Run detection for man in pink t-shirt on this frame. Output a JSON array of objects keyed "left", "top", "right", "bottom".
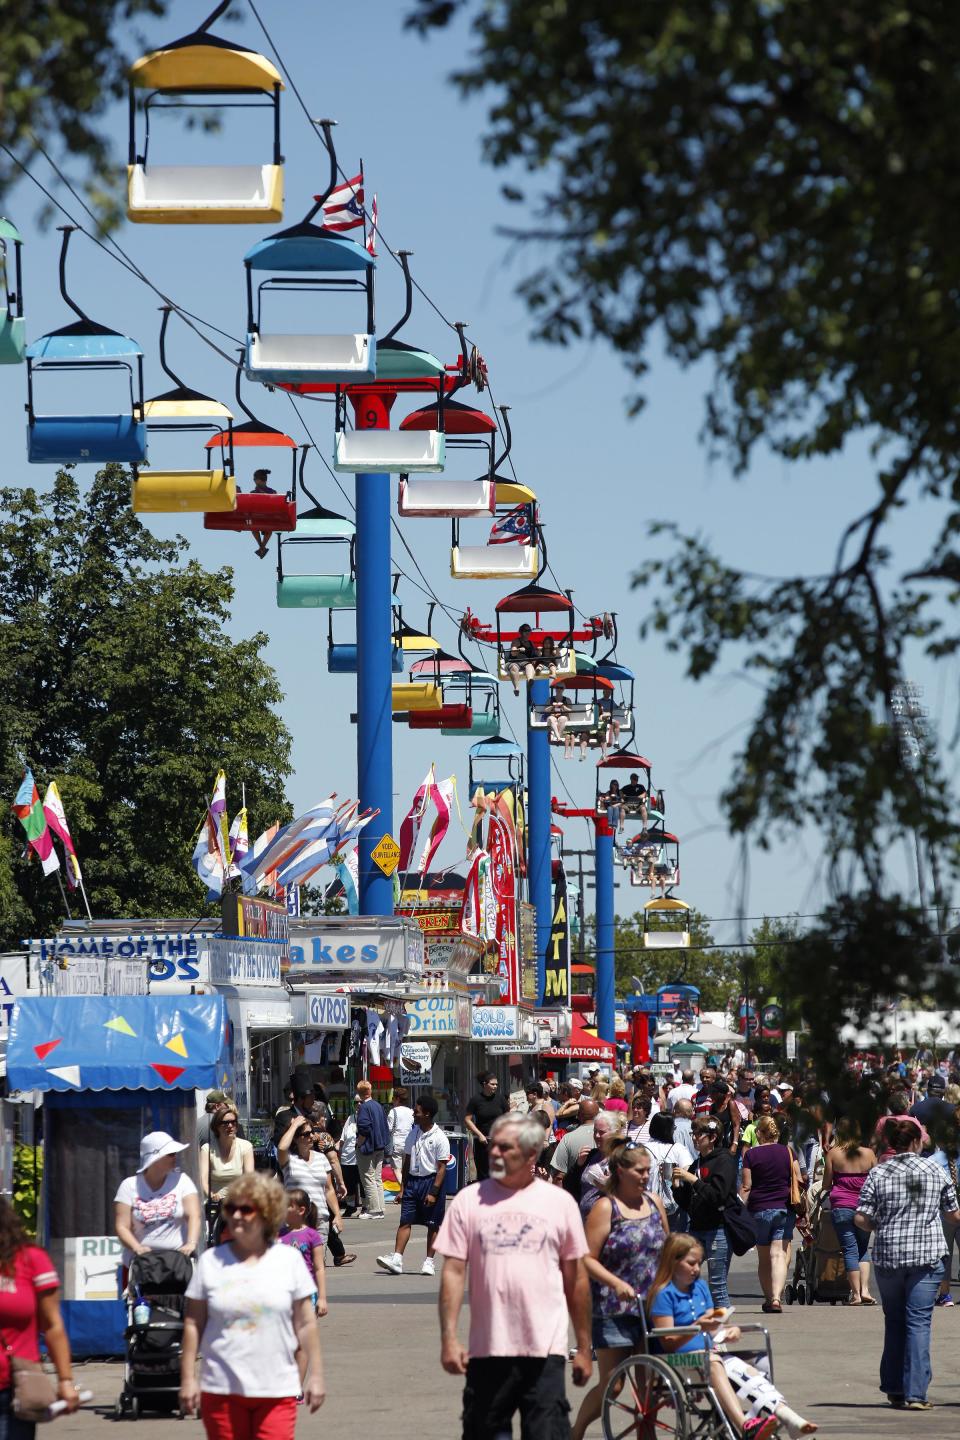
[{"left": 435, "top": 1112, "right": 591, "bottom": 1439}]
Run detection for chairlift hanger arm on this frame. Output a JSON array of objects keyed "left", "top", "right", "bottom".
[
  {"left": 383, "top": 251, "right": 413, "bottom": 344},
  {"left": 304, "top": 119, "right": 338, "bottom": 222},
  {"left": 157, "top": 306, "right": 188, "bottom": 392},
  {"left": 197, "top": 0, "right": 232, "bottom": 33},
  {"left": 56, "top": 227, "right": 90, "bottom": 325}
]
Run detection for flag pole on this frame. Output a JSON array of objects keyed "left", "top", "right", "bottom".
[
  {"left": 54, "top": 868, "right": 73, "bottom": 921},
  {"left": 76, "top": 871, "right": 93, "bottom": 921}
]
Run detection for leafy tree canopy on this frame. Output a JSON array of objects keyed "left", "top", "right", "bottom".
[
  {"left": 410, "top": 2, "right": 960, "bottom": 1092},
  {"left": 404, "top": 0, "right": 960, "bottom": 849},
  {"left": 0, "top": 464, "right": 292, "bottom": 945},
  {"left": 0, "top": 2, "right": 173, "bottom": 221}
]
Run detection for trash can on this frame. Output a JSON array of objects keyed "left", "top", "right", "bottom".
[{"left": 443, "top": 1131, "right": 469, "bottom": 1196}]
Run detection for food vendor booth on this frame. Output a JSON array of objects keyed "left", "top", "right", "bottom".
[{"left": 7, "top": 993, "right": 231, "bottom": 1355}]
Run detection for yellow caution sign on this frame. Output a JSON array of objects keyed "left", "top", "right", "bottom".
[{"left": 371, "top": 833, "right": 401, "bottom": 877}]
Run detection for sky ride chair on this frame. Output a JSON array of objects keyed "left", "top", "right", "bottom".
[
  {"left": 625, "top": 832, "right": 681, "bottom": 895},
  {"left": 332, "top": 252, "right": 448, "bottom": 474},
  {"left": 529, "top": 672, "right": 615, "bottom": 753},
  {"left": 0, "top": 218, "right": 25, "bottom": 364},
  {"left": 643, "top": 896, "right": 692, "bottom": 949},
  {"left": 460, "top": 584, "right": 607, "bottom": 685},
  {"left": 600, "top": 1305, "right": 776, "bottom": 1440},
  {"left": 275, "top": 448, "right": 356, "bottom": 609},
  {"left": 596, "top": 750, "right": 665, "bottom": 825},
  {"left": 244, "top": 121, "right": 374, "bottom": 386},
  {"left": 327, "top": 611, "right": 404, "bottom": 675},
  {"left": 591, "top": 659, "right": 636, "bottom": 747},
  {"left": 131, "top": 307, "right": 234, "bottom": 514},
  {"left": 26, "top": 227, "right": 145, "bottom": 465},
  {"left": 468, "top": 736, "right": 525, "bottom": 800},
  {"left": 127, "top": 0, "right": 284, "bottom": 224},
  {"left": 402, "top": 653, "right": 501, "bottom": 735},
  {"left": 445, "top": 410, "right": 541, "bottom": 576},
  {"left": 397, "top": 367, "right": 500, "bottom": 517},
  {"left": 203, "top": 360, "right": 297, "bottom": 542}
]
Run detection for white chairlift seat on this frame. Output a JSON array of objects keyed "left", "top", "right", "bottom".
[
  {"left": 643, "top": 928, "right": 691, "bottom": 949},
  {"left": 334, "top": 429, "right": 445, "bottom": 475},
  {"left": 496, "top": 646, "right": 576, "bottom": 683},
  {"left": 399, "top": 478, "right": 494, "bottom": 517},
  {"left": 245, "top": 332, "right": 374, "bottom": 386},
  {"left": 451, "top": 543, "right": 539, "bottom": 580},
  {"left": 530, "top": 701, "right": 597, "bottom": 731},
  {"left": 128, "top": 164, "right": 283, "bottom": 224}
]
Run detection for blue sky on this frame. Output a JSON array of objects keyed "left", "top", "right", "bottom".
[{"left": 5, "top": 0, "right": 952, "bottom": 945}]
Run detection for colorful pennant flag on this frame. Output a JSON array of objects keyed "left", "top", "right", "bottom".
[
  {"left": 417, "top": 775, "right": 456, "bottom": 874},
  {"left": 398, "top": 768, "right": 434, "bottom": 874},
  {"left": 332, "top": 848, "right": 360, "bottom": 914},
  {"left": 191, "top": 771, "right": 229, "bottom": 900},
  {"left": 42, "top": 781, "right": 82, "bottom": 889},
  {"left": 12, "top": 770, "right": 60, "bottom": 876},
  {"left": 228, "top": 807, "right": 249, "bottom": 880},
  {"left": 241, "top": 797, "right": 338, "bottom": 893}
]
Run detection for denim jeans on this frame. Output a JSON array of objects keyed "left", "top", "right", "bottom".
[
  {"left": 0, "top": 1388, "right": 36, "bottom": 1440},
  {"left": 874, "top": 1261, "right": 944, "bottom": 1402},
  {"left": 691, "top": 1225, "right": 732, "bottom": 1308},
  {"left": 832, "top": 1206, "right": 870, "bottom": 1272}
]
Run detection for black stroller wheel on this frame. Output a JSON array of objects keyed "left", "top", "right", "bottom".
[
  {"left": 783, "top": 1283, "right": 795, "bottom": 1306},
  {"left": 796, "top": 1283, "right": 806, "bottom": 1305}
]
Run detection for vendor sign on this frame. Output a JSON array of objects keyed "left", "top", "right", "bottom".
[
  {"left": 64, "top": 1236, "right": 122, "bottom": 1301},
  {"left": 27, "top": 933, "right": 213, "bottom": 990},
  {"left": 208, "top": 938, "right": 283, "bottom": 987},
  {"left": 288, "top": 918, "right": 424, "bottom": 978},
  {"left": 291, "top": 993, "right": 351, "bottom": 1030},
  {"left": 398, "top": 1041, "right": 433, "bottom": 1087},
  {"left": 471, "top": 1005, "right": 520, "bottom": 1042},
  {"left": 404, "top": 994, "right": 471, "bottom": 1038}
]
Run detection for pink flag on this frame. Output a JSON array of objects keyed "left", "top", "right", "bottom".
[
  {"left": 42, "top": 781, "right": 82, "bottom": 888},
  {"left": 398, "top": 768, "right": 434, "bottom": 874},
  {"left": 417, "top": 776, "right": 455, "bottom": 874}
]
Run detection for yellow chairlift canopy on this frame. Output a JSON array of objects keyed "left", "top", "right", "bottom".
[
  {"left": 494, "top": 481, "right": 537, "bottom": 506},
  {"left": 130, "top": 45, "right": 284, "bottom": 94},
  {"left": 145, "top": 396, "right": 233, "bottom": 420},
  {"left": 645, "top": 897, "right": 690, "bottom": 914}
]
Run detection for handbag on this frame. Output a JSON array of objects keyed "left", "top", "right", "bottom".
[
  {"left": 789, "top": 1157, "right": 804, "bottom": 1215},
  {"left": 722, "top": 1195, "right": 759, "bottom": 1256},
  {"left": 4, "top": 1346, "right": 57, "bottom": 1423}
]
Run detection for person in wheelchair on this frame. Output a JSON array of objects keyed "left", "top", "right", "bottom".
[{"left": 648, "top": 1234, "right": 818, "bottom": 1439}]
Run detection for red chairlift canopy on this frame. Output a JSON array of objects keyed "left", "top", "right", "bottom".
[
  {"left": 551, "top": 674, "right": 614, "bottom": 692},
  {"left": 496, "top": 585, "right": 571, "bottom": 614},
  {"left": 597, "top": 751, "right": 653, "bottom": 771},
  {"left": 401, "top": 398, "right": 497, "bottom": 434},
  {"left": 207, "top": 423, "right": 297, "bottom": 449}
]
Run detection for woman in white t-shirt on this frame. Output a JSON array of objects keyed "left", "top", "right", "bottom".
[
  {"left": 180, "top": 1173, "right": 324, "bottom": 1437},
  {"left": 114, "top": 1131, "right": 201, "bottom": 1269}
]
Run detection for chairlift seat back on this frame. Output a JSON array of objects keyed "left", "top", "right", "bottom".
[
  {"left": 399, "top": 478, "right": 494, "bottom": 517},
  {"left": 132, "top": 470, "right": 236, "bottom": 513},
  {"left": 408, "top": 704, "right": 473, "bottom": 730},
  {"left": 203, "top": 494, "right": 297, "bottom": 533},
  {"left": 329, "top": 643, "right": 404, "bottom": 675},
  {"left": 334, "top": 430, "right": 445, "bottom": 475},
  {"left": 245, "top": 332, "right": 375, "bottom": 385},
  {"left": 497, "top": 649, "right": 575, "bottom": 682},
  {"left": 0, "top": 314, "right": 25, "bottom": 365},
  {"left": 451, "top": 544, "right": 539, "bottom": 580},
  {"left": 128, "top": 165, "right": 283, "bottom": 224},
  {"left": 448, "top": 710, "right": 500, "bottom": 739},
  {"left": 391, "top": 682, "right": 443, "bottom": 713},
  {"left": 276, "top": 575, "right": 357, "bottom": 609},
  {"left": 290, "top": 515, "right": 355, "bottom": 542},
  {"left": 643, "top": 930, "right": 691, "bottom": 949},
  {"left": 28, "top": 414, "right": 147, "bottom": 465}
]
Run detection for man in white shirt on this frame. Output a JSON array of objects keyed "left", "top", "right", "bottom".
[
  {"left": 377, "top": 1094, "right": 451, "bottom": 1277},
  {"left": 666, "top": 1069, "right": 697, "bottom": 1110}
]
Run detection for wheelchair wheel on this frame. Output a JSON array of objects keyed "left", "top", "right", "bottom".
[{"left": 602, "top": 1354, "right": 687, "bottom": 1440}]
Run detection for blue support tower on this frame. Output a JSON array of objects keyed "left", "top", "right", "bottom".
[
  {"left": 352, "top": 390, "right": 396, "bottom": 916},
  {"left": 595, "top": 823, "right": 616, "bottom": 1043},
  {"left": 527, "top": 675, "right": 552, "bottom": 1004}
]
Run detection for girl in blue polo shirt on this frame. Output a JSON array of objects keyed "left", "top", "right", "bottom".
[{"left": 648, "top": 1235, "right": 817, "bottom": 1438}]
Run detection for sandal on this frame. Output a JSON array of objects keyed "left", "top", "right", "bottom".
[
  {"left": 761, "top": 1301, "right": 782, "bottom": 1313},
  {"left": 860, "top": 1295, "right": 877, "bottom": 1306},
  {"left": 334, "top": 1253, "right": 358, "bottom": 1267}
]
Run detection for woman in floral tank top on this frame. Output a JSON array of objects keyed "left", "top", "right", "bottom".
[{"left": 570, "top": 1138, "right": 669, "bottom": 1440}]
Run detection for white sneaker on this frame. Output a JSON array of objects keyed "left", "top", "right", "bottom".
[
  {"left": 420, "top": 1257, "right": 436, "bottom": 1276},
  {"left": 356, "top": 1211, "right": 377, "bottom": 1219},
  {"left": 376, "top": 1253, "right": 403, "bottom": 1275}
]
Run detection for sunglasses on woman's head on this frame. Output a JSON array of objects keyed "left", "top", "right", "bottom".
[{"left": 223, "top": 1203, "right": 256, "bottom": 1218}]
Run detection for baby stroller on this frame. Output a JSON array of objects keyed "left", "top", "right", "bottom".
[
  {"left": 115, "top": 1250, "right": 193, "bottom": 1419},
  {"left": 784, "top": 1194, "right": 847, "bottom": 1306}
]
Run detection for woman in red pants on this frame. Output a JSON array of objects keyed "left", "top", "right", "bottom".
[{"left": 180, "top": 1174, "right": 324, "bottom": 1440}]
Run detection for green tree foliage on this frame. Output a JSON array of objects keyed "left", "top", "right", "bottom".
[
  {"left": 0, "top": 465, "right": 292, "bottom": 945},
  {"left": 410, "top": 2, "right": 960, "bottom": 1095},
  {"left": 0, "top": 2, "right": 171, "bottom": 219},
  {"left": 605, "top": 907, "right": 740, "bottom": 1010}
]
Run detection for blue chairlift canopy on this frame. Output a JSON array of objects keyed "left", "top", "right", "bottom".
[
  {"left": 8, "top": 994, "right": 230, "bottom": 1093},
  {"left": 595, "top": 662, "right": 635, "bottom": 682},
  {"left": 244, "top": 226, "right": 375, "bottom": 273},
  {"left": 26, "top": 327, "right": 143, "bottom": 361}
]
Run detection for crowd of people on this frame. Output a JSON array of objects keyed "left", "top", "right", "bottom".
[{"left": 79, "top": 1048, "right": 960, "bottom": 1439}]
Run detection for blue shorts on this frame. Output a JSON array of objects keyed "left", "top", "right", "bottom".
[
  {"left": 753, "top": 1207, "right": 788, "bottom": 1244},
  {"left": 400, "top": 1173, "right": 447, "bottom": 1229},
  {"left": 592, "top": 1312, "right": 646, "bottom": 1350}
]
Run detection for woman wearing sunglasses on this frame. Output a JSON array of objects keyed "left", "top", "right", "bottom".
[
  {"left": 570, "top": 1136, "right": 669, "bottom": 1440},
  {"left": 180, "top": 1174, "right": 325, "bottom": 1438},
  {"left": 200, "top": 1109, "right": 255, "bottom": 1204}
]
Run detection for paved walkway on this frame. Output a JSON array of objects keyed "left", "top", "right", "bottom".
[{"left": 57, "top": 1212, "right": 959, "bottom": 1438}]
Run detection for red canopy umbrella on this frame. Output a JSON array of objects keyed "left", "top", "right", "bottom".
[{"left": 542, "top": 1013, "right": 616, "bottom": 1062}]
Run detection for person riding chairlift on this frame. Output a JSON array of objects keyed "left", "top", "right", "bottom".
[{"left": 250, "top": 467, "right": 278, "bottom": 559}]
